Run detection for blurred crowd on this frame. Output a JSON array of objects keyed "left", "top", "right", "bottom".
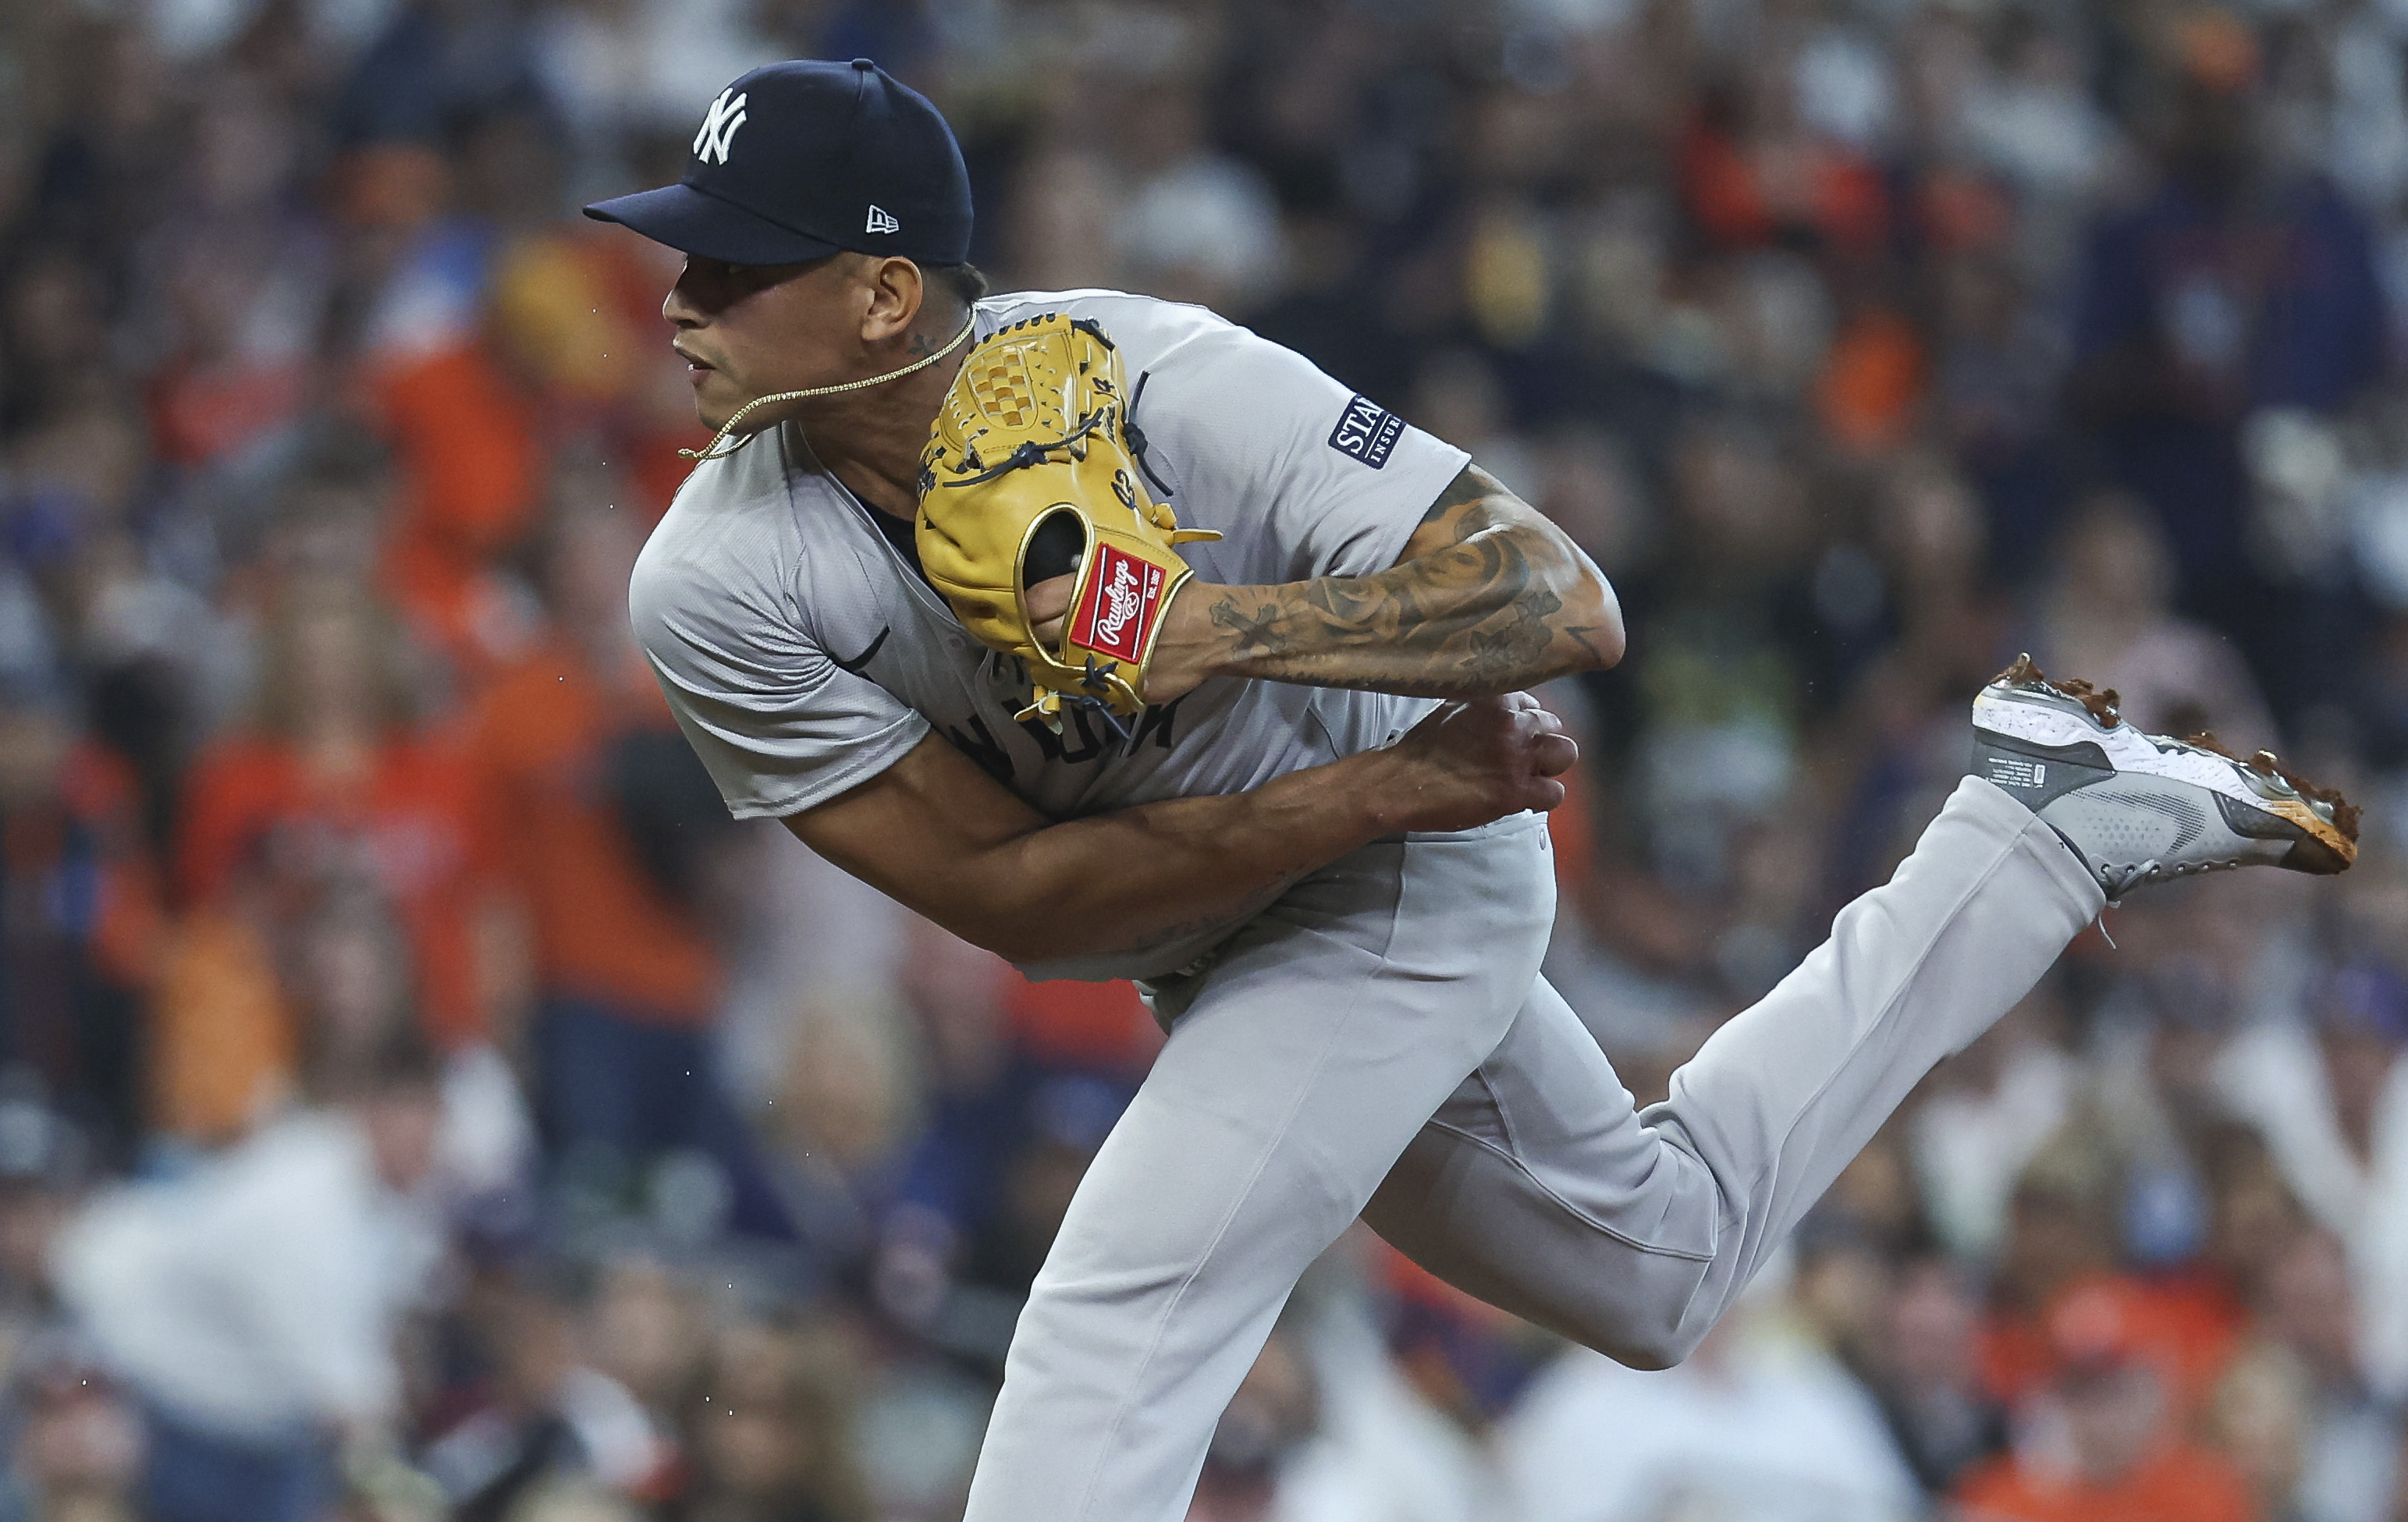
[{"left": 5, "top": 0, "right": 2408, "bottom": 1519}]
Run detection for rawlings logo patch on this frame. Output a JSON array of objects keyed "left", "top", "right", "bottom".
[
  {"left": 1328, "top": 394, "right": 1404, "bottom": 469},
  {"left": 1071, "top": 545, "right": 1166, "bottom": 664}
]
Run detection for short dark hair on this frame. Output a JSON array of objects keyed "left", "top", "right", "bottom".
[{"left": 923, "top": 261, "right": 989, "bottom": 313}]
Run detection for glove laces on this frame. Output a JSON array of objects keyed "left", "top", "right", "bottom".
[{"left": 679, "top": 313, "right": 979, "bottom": 463}]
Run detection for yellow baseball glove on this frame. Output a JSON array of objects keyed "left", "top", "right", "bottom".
[{"left": 918, "top": 313, "right": 1220, "bottom": 735}]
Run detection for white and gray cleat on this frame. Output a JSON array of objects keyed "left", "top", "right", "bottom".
[{"left": 1971, "top": 655, "right": 2358, "bottom": 899}]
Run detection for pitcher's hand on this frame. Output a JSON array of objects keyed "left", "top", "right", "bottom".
[{"left": 1362, "top": 693, "right": 1577, "bottom": 834}]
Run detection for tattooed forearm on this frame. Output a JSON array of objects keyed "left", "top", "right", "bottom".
[{"left": 1199, "top": 465, "right": 1621, "bottom": 697}]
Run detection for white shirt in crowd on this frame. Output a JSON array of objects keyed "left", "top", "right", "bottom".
[
  {"left": 50, "top": 1109, "right": 441, "bottom": 1442},
  {"left": 1493, "top": 1312, "right": 1922, "bottom": 1522}
]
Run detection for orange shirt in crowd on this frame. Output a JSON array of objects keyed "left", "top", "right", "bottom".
[
  {"left": 1953, "top": 1440, "right": 2257, "bottom": 1522},
  {"left": 1007, "top": 975, "right": 1162, "bottom": 1075},
  {"left": 364, "top": 342, "right": 545, "bottom": 686},
  {"left": 176, "top": 730, "right": 496, "bottom": 1049},
  {"left": 1678, "top": 119, "right": 1889, "bottom": 260},
  {"left": 1979, "top": 1272, "right": 2246, "bottom": 1417},
  {"left": 470, "top": 641, "right": 719, "bottom": 1027},
  {"left": 1817, "top": 307, "right": 1927, "bottom": 454},
  {"left": 149, "top": 901, "right": 293, "bottom": 1144},
  {"left": 486, "top": 227, "right": 709, "bottom": 523}
]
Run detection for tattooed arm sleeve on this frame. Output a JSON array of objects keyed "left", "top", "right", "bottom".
[{"left": 1189, "top": 466, "right": 1624, "bottom": 697}]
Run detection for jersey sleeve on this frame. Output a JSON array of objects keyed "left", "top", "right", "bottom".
[
  {"left": 630, "top": 539, "right": 930, "bottom": 821},
  {"left": 1115, "top": 306, "right": 1471, "bottom": 584}
]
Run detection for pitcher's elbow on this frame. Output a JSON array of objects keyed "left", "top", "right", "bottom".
[
  {"left": 1563, "top": 574, "right": 1625, "bottom": 672},
  {"left": 1589, "top": 601, "right": 1627, "bottom": 669}
]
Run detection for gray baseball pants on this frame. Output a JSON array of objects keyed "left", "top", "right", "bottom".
[{"left": 960, "top": 776, "right": 2104, "bottom": 1522}]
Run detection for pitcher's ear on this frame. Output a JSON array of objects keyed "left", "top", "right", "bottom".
[{"left": 859, "top": 254, "right": 927, "bottom": 342}]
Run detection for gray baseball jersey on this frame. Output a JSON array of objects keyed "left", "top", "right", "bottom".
[{"left": 630, "top": 289, "right": 1468, "bottom": 979}]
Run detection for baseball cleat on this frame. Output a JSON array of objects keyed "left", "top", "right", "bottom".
[{"left": 1971, "top": 655, "right": 2358, "bottom": 899}]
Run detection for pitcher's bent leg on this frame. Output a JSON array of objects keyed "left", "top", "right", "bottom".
[
  {"left": 1364, "top": 974, "right": 1722, "bottom": 1368},
  {"left": 1367, "top": 776, "right": 2102, "bottom": 1368},
  {"left": 963, "top": 817, "right": 1554, "bottom": 1522}
]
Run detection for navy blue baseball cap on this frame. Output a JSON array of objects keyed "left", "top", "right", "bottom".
[{"left": 583, "top": 59, "right": 971, "bottom": 266}]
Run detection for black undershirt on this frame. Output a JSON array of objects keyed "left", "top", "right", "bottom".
[{"left": 858, "top": 491, "right": 932, "bottom": 584}]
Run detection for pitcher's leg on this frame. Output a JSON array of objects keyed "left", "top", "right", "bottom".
[
  {"left": 1368, "top": 776, "right": 2102, "bottom": 1367},
  {"left": 1363, "top": 974, "right": 1720, "bottom": 1368},
  {"left": 1655, "top": 775, "right": 2098, "bottom": 1344},
  {"left": 964, "top": 818, "right": 1554, "bottom": 1522}
]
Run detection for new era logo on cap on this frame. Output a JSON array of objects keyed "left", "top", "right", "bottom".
[
  {"left": 866, "top": 204, "right": 900, "bottom": 234},
  {"left": 693, "top": 87, "right": 748, "bottom": 165}
]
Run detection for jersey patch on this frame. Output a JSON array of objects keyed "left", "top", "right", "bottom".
[
  {"left": 1327, "top": 394, "right": 1404, "bottom": 470},
  {"left": 1070, "top": 544, "right": 1167, "bottom": 664}
]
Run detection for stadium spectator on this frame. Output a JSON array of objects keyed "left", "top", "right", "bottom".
[
  {"left": 174, "top": 574, "right": 499, "bottom": 1052},
  {"left": 2254, "top": 1229, "right": 2402, "bottom": 1522},
  {"left": 11, "top": 0, "right": 2408, "bottom": 1513},
  {"left": 471, "top": 492, "right": 789, "bottom": 1244},
  {"left": 0, "top": 681, "right": 157, "bottom": 1160},
  {"left": 2064, "top": 16, "right": 2388, "bottom": 690},
  {"left": 2220, "top": 960, "right": 2408, "bottom": 1398},
  {"left": 417, "top": 1275, "right": 669, "bottom": 1519},
  {"left": 674, "top": 1318, "right": 868, "bottom": 1522},
  {"left": 0, "top": 1343, "right": 144, "bottom": 1522},
  {"left": 1865, "top": 1254, "right": 2008, "bottom": 1494},
  {"left": 1494, "top": 1291, "right": 1924, "bottom": 1522},
  {"left": 49, "top": 1033, "right": 445, "bottom": 1522},
  {"left": 2033, "top": 490, "right": 2276, "bottom": 749},
  {"left": 1954, "top": 1279, "right": 2258, "bottom": 1522}
]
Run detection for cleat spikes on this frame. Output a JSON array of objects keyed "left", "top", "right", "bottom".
[{"left": 1991, "top": 654, "right": 2123, "bottom": 728}]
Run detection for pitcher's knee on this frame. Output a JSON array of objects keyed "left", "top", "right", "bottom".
[
  {"left": 1566, "top": 1288, "right": 1710, "bottom": 1371},
  {"left": 1531, "top": 1237, "right": 1717, "bottom": 1372},
  {"left": 1600, "top": 1308, "right": 1712, "bottom": 1371}
]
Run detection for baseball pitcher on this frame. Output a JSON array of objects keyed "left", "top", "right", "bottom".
[{"left": 588, "top": 59, "right": 2357, "bottom": 1522}]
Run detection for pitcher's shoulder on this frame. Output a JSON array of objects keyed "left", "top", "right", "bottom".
[
  {"left": 978, "top": 288, "right": 1238, "bottom": 355},
  {"left": 633, "top": 445, "right": 822, "bottom": 631}
]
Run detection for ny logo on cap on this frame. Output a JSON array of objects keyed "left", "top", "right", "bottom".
[
  {"left": 865, "top": 205, "right": 900, "bottom": 235},
  {"left": 693, "top": 88, "right": 748, "bottom": 165}
]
